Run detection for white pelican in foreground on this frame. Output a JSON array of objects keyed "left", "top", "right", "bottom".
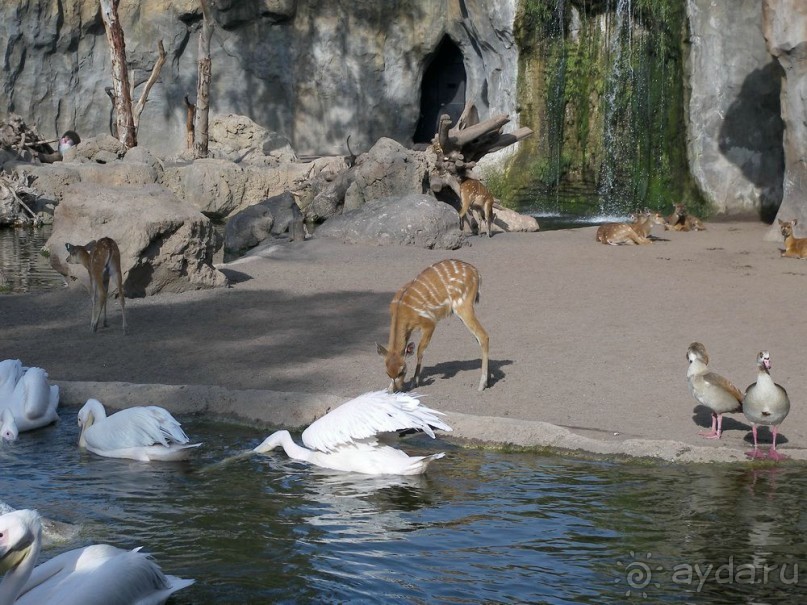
[
  {"left": 0, "top": 509, "right": 193, "bottom": 605},
  {"left": 253, "top": 390, "right": 452, "bottom": 475},
  {"left": 2, "top": 367, "right": 59, "bottom": 434},
  {"left": 0, "top": 360, "right": 24, "bottom": 403},
  {"left": 1, "top": 410, "right": 18, "bottom": 442},
  {"left": 77, "top": 398, "right": 201, "bottom": 462}
]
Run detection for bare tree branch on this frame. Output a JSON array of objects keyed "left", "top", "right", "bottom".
[
  {"left": 99, "top": 0, "right": 136, "bottom": 148},
  {"left": 132, "top": 40, "right": 167, "bottom": 132}
]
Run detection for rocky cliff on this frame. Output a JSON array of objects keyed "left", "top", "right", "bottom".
[
  {"left": 0, "top": 0, "right": 517, "bottom": 158},
  {"left": 1, "top": 0, "right": 805, "bottom": 220}
]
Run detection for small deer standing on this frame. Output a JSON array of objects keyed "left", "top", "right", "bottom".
[
  {"left": 65, "top": 237, "right": 127, "bottom": 334},
  {"left": 459, "top": 178, "right": 495, "bottom": 238},
  {"left": 377, "top": 259, "right": 490, "bottom": 392}
]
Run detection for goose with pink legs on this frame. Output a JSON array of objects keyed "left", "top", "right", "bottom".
[
  {"left": 743, "top": 351, "right": 791, "bottom": 461},
  {"left": 686, "top": 342, "right": 743, "bottom": 439}
]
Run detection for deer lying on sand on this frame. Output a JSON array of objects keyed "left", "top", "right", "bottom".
[
  {"left": 595, "top": 210, "right": 665, "bottom": 245},
  {"left": 458, "top": 178, "right": 495, "bottom": 238},
  {"left": 665, "top": 203, "right": 706, "bottom": 231},
  {"left": 778, "top": 219, "right": 807, "bottom": 259},
  {"left": 65, "top": 237, "right": 127, "bottom": 333},
  {"left": 377, "top": 259, "right": 490, "bottom": 392}
]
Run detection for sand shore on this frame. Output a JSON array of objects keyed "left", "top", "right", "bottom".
[{"left": 2, "top": 220, "right": 805, "bottom": 463}]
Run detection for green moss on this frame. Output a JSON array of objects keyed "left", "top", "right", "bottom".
[{"left": 508, "top": 0, "right": 705, "bottom": 216}]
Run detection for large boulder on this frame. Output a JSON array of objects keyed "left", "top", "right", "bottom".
[
  {"left": 47, "top": 183, "right": 227, "bottom": 296},
  {"left": 343, "top": 138, "right": 434, "bottom": 211},
  {"left": 316, "top": 193, "right": 464, "bottom": 249},
  {"left": 209, "top": 114, "right": 297, "bottom": 165},
  {"left": 161, "top": 158, "right": 314, "bottom": 220},
  {"left": 224, "top": 191, "right": 305, "bottom": 255}
]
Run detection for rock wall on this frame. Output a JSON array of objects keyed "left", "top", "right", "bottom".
[
  {"left": 0, "top": 0, "right": 518, "bottom": 158},
  {"left": 763, "top": 0, "right": 807, "bottom": 235},
  {"left": 685, "top": 0, "right": 784, "bottom": 218}
]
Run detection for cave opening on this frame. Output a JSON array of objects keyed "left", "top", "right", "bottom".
[{"left": 413, "top": 37, "right": 467, "bottom": 144}]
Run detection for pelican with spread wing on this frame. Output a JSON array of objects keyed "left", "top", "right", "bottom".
[{"left": 253, "top": 390, "right": 452, "bottom": 475}]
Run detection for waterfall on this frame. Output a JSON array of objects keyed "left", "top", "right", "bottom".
[
  {"left": 512, "top": 0, "right": 694, "bottom": 224},
  {"left": 597, "top": 0, "right": 634, "bottom": 216}
]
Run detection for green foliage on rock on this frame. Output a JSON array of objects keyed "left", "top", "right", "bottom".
[{"left": 508, "top": 0, "right": 705, "bottom": 217}]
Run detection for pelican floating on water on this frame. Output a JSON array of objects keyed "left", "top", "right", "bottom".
[
  {"left": 253, "top": 390, "right": 452, "bottom": 475},
  {"left": 77, "top": 398, "right": 201, "bottom": 462},
  {"left": 0, "top": 508, "right": 194, "bottom": 605},
  {"left": 1, "top": 366, "right": 59, "bottom": 435}
]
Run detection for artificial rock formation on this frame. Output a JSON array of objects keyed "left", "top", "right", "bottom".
[
  {"left": 0, "top": 0, "right": 519, "bottom": 158},
  {"left": 763, "top": 0, "right": 807, "bottom": 236}
]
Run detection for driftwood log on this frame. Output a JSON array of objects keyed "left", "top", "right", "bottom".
[{"left": 429, "top": 101, "right": 532, "bottom": 201}]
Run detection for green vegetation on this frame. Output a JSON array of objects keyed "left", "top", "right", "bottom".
[{"left": 506, "top": 0, "right": 705, "bottom": 217}]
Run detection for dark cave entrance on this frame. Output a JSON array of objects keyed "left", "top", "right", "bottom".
[{"left": 413, "top": 37, "right": 467, "bottom": 144}]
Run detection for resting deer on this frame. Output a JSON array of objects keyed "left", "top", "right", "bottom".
[
  {"left": 65, "top": 237, "right": 127, "bottom": 333},
  {"left": 595, "top": 214, "right": 654, "bottom": 245},
  {"left": 779, "top": 219, "right": 807, "bottom": 259},
  {"left": 458, "top": 178, "right": 495, "bottom": 238},
  {"left": 665, "top": 203, "right": 705, "bottom": 231},
  {"left": 377, "top": 259, "right": 490, "bottom": 392}
]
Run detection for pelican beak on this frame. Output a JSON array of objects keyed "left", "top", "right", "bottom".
[{"left": 0, "top": 530, "right": 35, "bottom": 573}]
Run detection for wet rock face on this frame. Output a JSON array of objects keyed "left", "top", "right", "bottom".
[{"left": 0, "top": 0, "right": 518, "bottom": 157}]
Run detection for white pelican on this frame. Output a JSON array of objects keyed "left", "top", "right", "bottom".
[
  {"left": 0, "top": 509, "right": 193, "bottom": 605},
  {"left": 2, "top": 367, "right": 59, "bottom": 434},
  {"left": 77, "top": 398, "right": 201, "bottom": 462},
  {"left": 0, "top": 410, "right": 18, "bottom": 442},
  {"left": 0, "top": 360, "right": 24, "bottom": 403},
  {"left": 253, "top": 390, "right": 452, "bottom": 475}
]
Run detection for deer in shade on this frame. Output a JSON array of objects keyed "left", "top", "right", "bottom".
[
  {"left": 377, "top": 259, "right": 490, "bottom": 392},
  {"left": 65, "top": 237, "right": 127, "bottom": 334}
]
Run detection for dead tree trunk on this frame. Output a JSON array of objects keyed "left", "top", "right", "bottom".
[
  {"left": 429, "top": 102, "right": 533, "bottom": 200},
  {"left": 193, "top": 0, "right": 213, "bottom": 159},
  {"left": 184, "top": 96, "right": 196, "bottom": 150},
  {"left": 99, "top": 0, "right": 136, "bottom": 148}
]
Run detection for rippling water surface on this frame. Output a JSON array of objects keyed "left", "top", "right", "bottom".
[
  {"left": 0, "top": 225, "right": 63, "bottom": 293},
  {"left": 2, "top": 410, "right": 805, "bottom": 604}
]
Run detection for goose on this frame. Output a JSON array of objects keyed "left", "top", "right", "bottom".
[
  {"left": 253, "top": 390, "right": 452, "bottom": 475},
  {"left": 0, "top": 508, "right": 193, "bottom": 605},
  {"left": 686, "top": 342, "right": 743, "bottom": 439},
  {"left": 0, "top": 360, "right": 24, "bottom": 404},
  {"left": 2, "top": 367, "right": 59, "bottom": 434},
  {"left": 77, "top": 398, "right": 201, "bottom": 462},
  {"left": 0, "top": 410, "right": 18, "bottom": 442},
  {"left": 743, "top": 351, "right": 791, "bottom": 461}
]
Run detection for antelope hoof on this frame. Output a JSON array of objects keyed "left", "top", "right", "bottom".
[{"left": 478, "top": 376, "right": 488, "bottom": 391}]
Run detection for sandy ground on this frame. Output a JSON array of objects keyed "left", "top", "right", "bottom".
[{"left": 2, "top": 219, "right": 806, "bottom": 463}]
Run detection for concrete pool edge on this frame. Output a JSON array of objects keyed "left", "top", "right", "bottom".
[{"left": 56, "top": 380, "right": 800, "bottom": 464}]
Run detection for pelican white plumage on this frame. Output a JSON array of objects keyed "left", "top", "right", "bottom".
[
  {"left": 0, "top": 360, "right": 24, "bottom": 404},
  {"left": 77, "top": 398, "right": 201, "bottom": 462},
  {"left": 0, "top": 508, "right": 194, "bottom": 605},
  {"left": 0, "top": 410, "right": 18, "bottom": 442},
  {"left": 1, "top": 367, "right": 59, "bottom": 435},
  {"left": 253, "top": 390, "right": 452, "bottom": 475}
]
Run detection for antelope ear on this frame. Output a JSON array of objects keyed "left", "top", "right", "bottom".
[
  {"left": 779, "top": 219, "right": 784, "bottom": 226},
  {"left": 404, "top": 342, "right": 416, "bottom": 356},
  {"left": 793, "top": 219, "right": 799, "bottom": 226},
  {"left": 376, "top": 343, "right": 388, "bottom": 357}
]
